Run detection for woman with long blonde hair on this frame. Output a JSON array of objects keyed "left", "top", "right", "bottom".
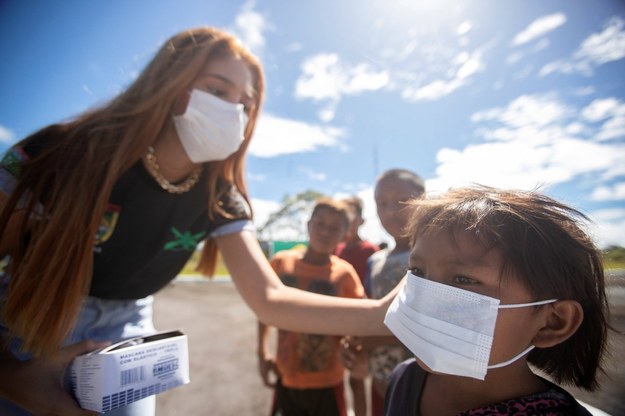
[{"left": 0, "top": 27, "right": 397, "bottom": 415}]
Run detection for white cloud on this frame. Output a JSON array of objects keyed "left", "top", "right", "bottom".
[
  {"left": 597, "top": 114, "right": 625, "bottom": 141},
  {"left": 512, "top": 13, "right": 566, "bottom": 46},
  {"left": 588, "top": 208, "right": 625, "bottom": 247},
  {"left": 295, "top": 31, "right": 487, "bottom": 108},
  {"left": 294, "top": 53, "right": 390, "bottom": 122},
  {"left": 539, "top": 60, "right": 582, "bottom": 77},
  {"left": 318, "top": 104, "right": 337, "bottom": 123},
  {"left": 506, "top": 38, "right": 549, "bottom": 65},
  {"left": 402, "top": 78, "right": 464, "bottom": 101},
  {"left": 512, "top": 64, "right": 534, "bottom": 80},
  {"left": 0, "top": 124, "right": 14, "bottom": 143},
  {"left": 456, "top": 51, "right": 483, "bottom": 79},
  {"left": 506, "top": 52, "right": 523, "bottom": 65},
  {"left": 540, "top": 17, "right": 625, "bottom": 77},
  {"left": 429, "top": 140, "right": 576, "bottom": 192},
  {"left": 581, "top": 98, "right": 625, "bottom": 141},
  {"left": 401, "top": 50, "right": 484, "bottom": 101},
  {"left": 231, "top": 0, "right": 272, "bottom": 57},
  {"left": 428, "top": 94, "right": 625, "bottom": 204},
  {"left": 81, "top": 84, "right": 94, "bottom": 95},
  {"left": 574, "top": 86, "right": 596, "bottom": 96},
  {"left": 581, "top": 98, "right": 622, "bottom": 122},
  {"left": 575, "top": 17, "right": 625, "bottom": 64},
  {"left": 285, "top": 42, "right": 302, "bottom": 53},
  {"left": 456, "top": 21, "right": 472, "bottom": 36},
  {"left": 591, "top": 182, "right": 625, "bottom": 201},
  {"left": 246, "top": 172, "right": 266, "bottom": 182},
  {"left": 295, "top": 54, "right": 389, "bottom": 102},
  {"left": 299, "top": 167, "right": 327, "bottom": 182},
  {"left": 472, "top": 94, "right": 569, "bottom": 129},
  {"left": 250, "top": 198, "right": 281, "bottom": 229},
  {"left": 248, "top": 113, "right": 347, "bottom": 158},
  {"left": 592, "top": 207, "right": 625, "bottom": 222}
]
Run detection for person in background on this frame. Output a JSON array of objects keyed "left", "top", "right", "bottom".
[
  {"left": 335, "top": 196, "right": 379, "bottom": 416},
  {"left": 384, "top": 186, "right": 609, "bottom": 415},
  {"left": 258, "top": 197, "right": 365, "bottom": 416},
  {"left": 336, "top": 196, "right": 380, "bottom": 286},
  {"left": 341, "top": 168, "right": 425, "bottom": 416},
  {"left": 0, "top": 28, "right": 397, "bottom": 416}
]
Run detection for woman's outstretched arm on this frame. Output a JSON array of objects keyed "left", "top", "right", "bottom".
[{"left": 217, "top": 230, "right": 400, "bottom": 336}]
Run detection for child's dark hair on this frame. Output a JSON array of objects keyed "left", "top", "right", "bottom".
[
  {"left": 342, "top": 196, "right": 364, "bottom": 218},
  {"left": 311, "top": 197, "right": 351, "bottom": 229},
  {"left": 375, "top": 168, "right": 425, "bottom": 195},
  {"left": 405, "top": 185, "right": 609, "bottom": 391}
]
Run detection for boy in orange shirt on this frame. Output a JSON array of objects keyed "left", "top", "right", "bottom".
[{"left": 258, "top": 197, "right": 365, "bottom": 416}]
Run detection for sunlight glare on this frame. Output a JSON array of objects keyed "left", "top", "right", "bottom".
[{"left": 384, "top": 0, "right": 453, "bottom": 18}]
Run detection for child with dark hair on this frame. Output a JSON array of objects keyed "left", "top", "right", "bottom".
[
  {"left": 336, "top": 196, "right": 380, "bottom": 416},
  {"left": 258, "top": 197, "right": 365, "bottom": 416},
  {"left": 384, "top": 185, "right": 610, "bottom": 415},
  {"left": 341, "top": 168, "right": 426, "bottom": 416},
  {"left": 336, "top": 196, "right": 380, "bottom": 286}
]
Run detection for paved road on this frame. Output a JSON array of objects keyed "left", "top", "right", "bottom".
[
  {"left": 569, "top": 269, "right": 625, "bottom": 416},
  {"left": 154, "top": 281, "right": 272, "bottom": 415}
]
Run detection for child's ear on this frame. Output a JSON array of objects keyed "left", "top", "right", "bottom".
[{"left": 532, "top": 300, "right": 583, "bottom": 348}]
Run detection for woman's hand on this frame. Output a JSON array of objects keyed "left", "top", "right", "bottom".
[
  {"left": 257, "top": 354, "right": 279, "bottom": 388},
  {"left": 1, "top": 339, "right": 109, "bottom": 415},
  {"left": 379, "top": 275, "right": 405, "bottom": 311}
]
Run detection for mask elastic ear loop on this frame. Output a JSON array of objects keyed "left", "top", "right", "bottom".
[
  {"left": 487, "top": 345, "right": 535, "bottom": 369},
  {"left": 488, "top": 299, "right": 557, "bottom": 370},
  {"left": 497, "top": 299, "right": 557, "bottom": 309}
]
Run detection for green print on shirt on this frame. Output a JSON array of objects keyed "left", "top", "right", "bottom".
[{"left": 164, "top": 227, "right": 206, "bottom": 251}]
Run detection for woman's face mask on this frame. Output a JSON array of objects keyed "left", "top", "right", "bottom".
[
  {"left": 174, "top": 89, "right": 248, "bottom": 163},
  {"left": 384, "top": 272, "right": 557, "bottom": 380}
]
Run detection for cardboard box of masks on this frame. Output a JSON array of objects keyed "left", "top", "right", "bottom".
[{"left": 70, "top": 330, "right": 190, "bottom": 413}]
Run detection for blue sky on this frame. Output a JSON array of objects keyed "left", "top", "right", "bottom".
[{"left": 1, "top": 0, "right": 624, "bottom": 247}]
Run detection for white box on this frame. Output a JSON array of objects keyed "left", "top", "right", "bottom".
[{"left": 70, "top": 330, "right": 190, "bottom": 413}]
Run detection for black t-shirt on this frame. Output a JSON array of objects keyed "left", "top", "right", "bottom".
[
  {"left": 91, "top": 161, "right": 250, "bottom": 299},
  {"left": 384, "top": 359, "right": 593, "bottom": 416},
  {"left": 1, "top": 132, "right": 251, "bottom": 299}
]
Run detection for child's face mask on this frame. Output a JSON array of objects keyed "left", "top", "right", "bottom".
[
  {"left": 384, "top": 272, "right": 557, "bottom": 380},
  {"left": 174, "top": 89, "right": 248, "bottom": 163}
]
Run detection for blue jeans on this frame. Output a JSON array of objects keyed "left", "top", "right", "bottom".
[{"left": 0, "top": 290, "right": 157, "bottom": 415}]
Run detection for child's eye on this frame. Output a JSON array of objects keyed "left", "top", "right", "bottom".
[
  {"left": 408, "top": 267, "right": 425, "bottom": 277},
  {"left": 453, "top": 275, "right": 479, "bottom": 285}
]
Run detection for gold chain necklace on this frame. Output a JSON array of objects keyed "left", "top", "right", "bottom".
[{"left": 144, "top": 146, "right": 202, "bottom": 194}]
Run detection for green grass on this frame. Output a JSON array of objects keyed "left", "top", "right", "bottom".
[
  {"left": 179, "top": 250, "right": 625, "bottom": 279},
  {"left": 180, "top": 250, "right": 229, "bottom": 277},
  {"left": 605, "top": 260, "right": 625, "bottom": 271}
]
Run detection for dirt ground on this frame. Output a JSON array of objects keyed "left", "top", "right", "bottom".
[{"left": 153, "top": 272, "right": 625, "bottom": 416}]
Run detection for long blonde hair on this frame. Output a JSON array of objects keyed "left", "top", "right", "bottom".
[{"left": 0, "top": 27, "right": 264, "bottom": 357}]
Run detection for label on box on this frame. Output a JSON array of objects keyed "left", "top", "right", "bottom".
[{"left": 71, "top": 330, "right": 190, "bottom": 412}]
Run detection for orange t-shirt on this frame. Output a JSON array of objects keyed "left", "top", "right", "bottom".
[{"left": 270, "top": 249, "right": 365, "bottom": 389}]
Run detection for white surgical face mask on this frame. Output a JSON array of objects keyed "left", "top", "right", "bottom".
[
  {"left": 174, "top": 89, "right": 248, "bottom": 163},
  {"left": 384, "top": 272, "right": 557, "bottom": 380}
]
